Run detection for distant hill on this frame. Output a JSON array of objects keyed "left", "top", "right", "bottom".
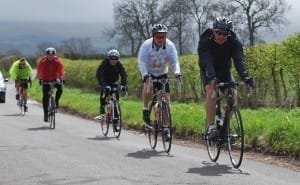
[{"left": 0, "top": 21, "right": 113, "bottom": 56}]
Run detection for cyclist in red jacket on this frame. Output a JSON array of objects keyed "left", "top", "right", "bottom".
[{"left": 37, "top": 47, "right": 65, "bottom": 122}]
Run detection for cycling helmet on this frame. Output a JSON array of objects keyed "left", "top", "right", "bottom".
[
  {"left": 213, "top": 17, "right": 232, "bottom": 31},
  {"left": 45, "top": 47, "right": 56, "bottom": 55},
  {"left": 107, "top": 49, "right": 120, "bottom": 59},
  {"left": 151, "top": 24, "right": 168, "bottom": 35}
]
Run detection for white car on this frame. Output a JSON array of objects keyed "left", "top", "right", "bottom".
[{"left": 0, "top": 71, "right": 8, "bottom": 103}]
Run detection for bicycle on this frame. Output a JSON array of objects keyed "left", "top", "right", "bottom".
[
  {"left": 17, "top": 80, "right": 30, "bottom": 116},
  {"left": 43, "top": 81, "right": 57, "bottom": 129},
  {"left": 146, "top": 77, "right": 181, "bottom": 153},
  {"left": 204, "top": 81, "right": 247, "bottom": 168},
  {"left": 100, "top": 85, "right": 125, "bottom": 138}
]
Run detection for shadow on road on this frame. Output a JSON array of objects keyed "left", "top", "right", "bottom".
[
  {"left": 87, "top": 136, "right": 117, "bottom": 141},
  {"left": 186, "top": 161, "right": 251, "bottom": 176},
  {"left": 3, "top": 113, "right": 23, "bottom": 116},
  {"left": 26, "top": 126, "right": 53, "bottom": 131},
  {"left": 125, "top": 149, "right": 174, "bottom": 159}
]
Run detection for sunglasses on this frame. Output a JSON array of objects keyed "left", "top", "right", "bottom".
[
  {"left": 109, "top": 57, "right": 118, "bottom": 60},
  {"left": 215, "top": 30, "right": 229, "bottom": 36}
]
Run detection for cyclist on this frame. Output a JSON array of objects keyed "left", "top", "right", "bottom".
[
  {"left": 96, "top": 49, "right": 127, "bottom": 116},
  {"left": 37, "top": 47, "right": 65, "bottom": 122},
  {"left": 198, "top": 17, "right": 255, "bottom": 140},
  {"left": 9, "top": 58, "right": 33, "bottom": 112},
  {"left": 138, "top": 23, "right": 182, "bottom": 130}
]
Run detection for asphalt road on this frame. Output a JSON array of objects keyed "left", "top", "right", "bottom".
[{"left": 0, "top": 82, "right": 299, "bottom": 185}]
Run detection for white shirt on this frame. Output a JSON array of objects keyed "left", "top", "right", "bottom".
[{"left": 138, "top": 37, "right": 181, "bottom": 78}]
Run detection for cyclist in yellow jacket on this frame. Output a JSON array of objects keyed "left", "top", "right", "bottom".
[{"left": 9, "top": 58, "right": 33, "bottom": 111}]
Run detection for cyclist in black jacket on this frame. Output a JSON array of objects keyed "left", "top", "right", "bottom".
[
  {"left": 198, "top": 17, "right": 255, "bottom": 140},
  {"left": 96, "top": 49, "right": 127, "bottom": 115}
]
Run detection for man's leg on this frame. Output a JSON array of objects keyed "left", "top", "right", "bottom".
[
  {"left": 142, "top": 79, "right": 152, "bottom": 125},
  {"left": 204, "top": 80, "right": 218, "bottom": 139},
  {"left": 54, "top": 84, "right": 63, "bottom": 108},
  {"left": 42, "top": 84, "right": 50, "bottom": 122}
]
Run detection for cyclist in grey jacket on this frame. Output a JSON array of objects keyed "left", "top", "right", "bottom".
[
  {"left": 138, "top": 23, "right": 182, "bottom": 128},
  {"left": 198, "top": 17, "right": 255, "bottom": 140}
]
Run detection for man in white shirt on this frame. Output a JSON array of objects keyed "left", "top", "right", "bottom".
[{"left": 138, "top": 23, "right": 182, "bottom": 129}]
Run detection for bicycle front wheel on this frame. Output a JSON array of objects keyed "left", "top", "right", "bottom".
[
  {"left": 113, "top": 101, "right": 122, "bottom": 138},
  {"left": 227, "top": 106, "right": 244, "bottom": 168},
  {"left": 161, "top": 101, "right": 172, "bottom": 153},
  {"left": 148, "top": 101, "right": 158, "bottom": 149},
  {"left": 49, "top": 96, "right": 55, "bottom": 129},
  {"left": 101, "top": 115, "right": 109, "bottom": 136}
]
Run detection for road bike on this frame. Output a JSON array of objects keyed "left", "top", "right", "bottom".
[
  {"left": 43, "top": 81, "right": 57, "bottom": 129},
  {"left": 17, "top": 80, "right": 29, "bottom": 116},
  {"left": 146, "top": 77, "right": 181, "bottom": 153},
  {"left": 100, "top": 85, "right": 126, "bottom": 138},
  {"left": 204, "top": 81, "right": 247, "bottom": 168}
]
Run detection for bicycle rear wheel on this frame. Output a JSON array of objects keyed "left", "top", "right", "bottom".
[
  {"left": 19, "top": 99, "right": 25, "bottom": 116},
  {"left": 113, "top": 101, "right": 122, "bottom": 138},
  {"left": 148, "top": 101, "right": 158, "bottom": 149},
  {"left": 205, "top": 125, "right": 221, "bottom": 162},
  {"left": 161, "top": 101, "right": 172, "bottom": 153},
  {"left": 227, "top": 106, "right": 244, "bottom": 168},
  {"left": 49, "top": 96, "right": 55, "bottom": 129}
]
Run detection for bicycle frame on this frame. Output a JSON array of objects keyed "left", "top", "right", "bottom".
[
  {"left": 100, "top": 86, "right": 123, "bottom": 138},
  {"left": 43, "top": 81, "right": 57, "bottom": 129},
  {"left": 205, "top": 81, "right": 245, "bottom": 168},
  {"left": 18, "top": 80, "right": 28, "bottom": 116},
  {"left": 147, "top": 77, "right": 174, "bottom": 153}
]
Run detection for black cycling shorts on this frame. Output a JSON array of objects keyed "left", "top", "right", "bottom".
[{"left": 150, "top": 74, "right": 170, "bottom": 93}]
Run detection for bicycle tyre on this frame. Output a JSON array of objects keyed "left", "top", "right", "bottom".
[
  {"left": 20, "top": 99, "right": 25, "bottom": 116},
  {"left": 49, "top": 96, "right": 55, "bottom": 129},
  {"left": 205, "top": 124, "right": 221, "bottom": 162},
  {"left": 148, "top": 101, "right": 158, "bottom": 149},
  {"left": 161, "top": 101, "right": 172, "bottom": 153},
  {"left": 227, "top": 106, "right": 244, "bottom": 168},
  {"left": 113, "top": 101, "right": 122, "bottom": 138}
]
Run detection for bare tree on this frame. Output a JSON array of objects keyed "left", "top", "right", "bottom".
[
  {"left": 61, "top": 37, "right": 93, "bottom": 59},
  {"left": 183, "top": 0, "right": 218, "bottom": 40},
  {"left": 164, "top": 0, "right": 194, "bottom": 54},
  {"left": 231, "top": 0, "right": 289, "bottom": 46},
  {"left": 111, "top": 0, "right": 172, "bottom": 55}
]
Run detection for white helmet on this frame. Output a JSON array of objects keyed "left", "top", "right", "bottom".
[
  {"left": 45, "top": 47, "right": 56, "bottom": 55},
  {"left": 107, "top": 49, "right": 120, "bottom": 59}
]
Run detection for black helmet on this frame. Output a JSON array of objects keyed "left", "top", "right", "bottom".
[
  {"left": 213, "top": 17, "right": 232, "bottom": 31},
  {"left": 151, "top": 24, "right": 168, "bottom": 35}
]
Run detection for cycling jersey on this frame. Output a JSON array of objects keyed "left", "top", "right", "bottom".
[
  {"left": 138, "top": 37, "right": 181, "bottom": 78},
  {"left": 96, "top": 58, "right": 127, "bottom": 87},
  {"left": 37, "top": 56, "right": 65, "bottom": 81},
  {"left": 198, "top": 29, "right": 249, "bottom": 80},
  {"left": 9, "top": 60, "right": 33, "bottom": 80}
]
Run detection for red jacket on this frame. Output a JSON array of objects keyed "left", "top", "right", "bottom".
[{"left": 37, "top": 56, "right": 65, "bottom": 81}]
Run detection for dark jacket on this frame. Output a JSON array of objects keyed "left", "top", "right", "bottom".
[
  {"left": 197, "top": 29, "right": 249, "bottom": 79},
  {"left": 96, "top": 58, "right": 127, "bottom": 87}
]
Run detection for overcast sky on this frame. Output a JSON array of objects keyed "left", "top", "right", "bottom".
[
  {"left": 0, "top": 0, "right": 299, "bottom": 42},
  {"left": 0, "top": 0, "right": 114, "bottom": 23}
]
